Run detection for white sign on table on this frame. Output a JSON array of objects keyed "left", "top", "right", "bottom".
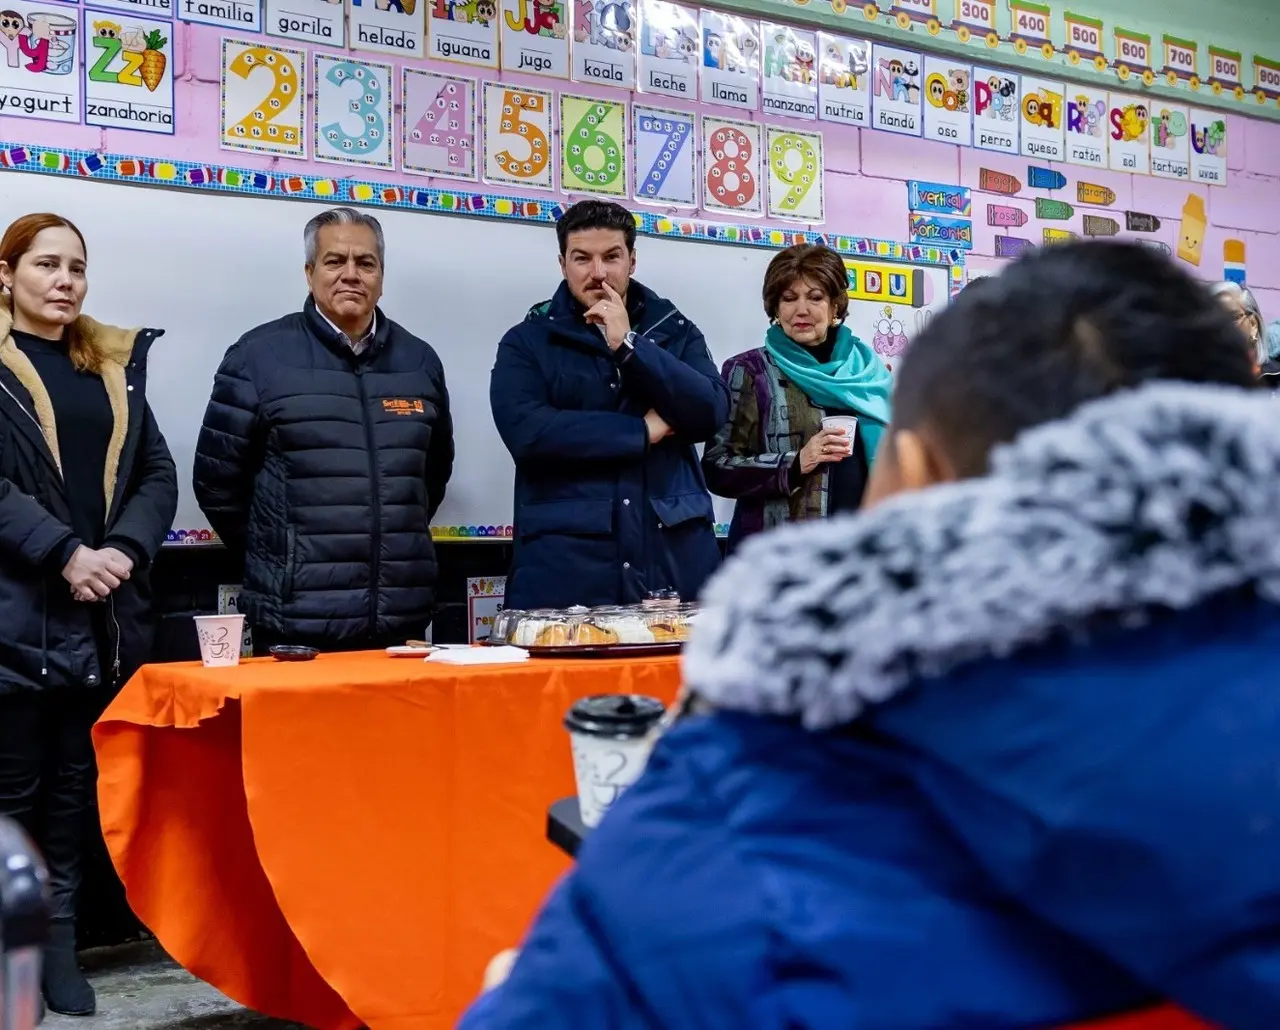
[
  {"left": 467, "top": 576, "right": 506, "bottom": 643},
  {"left": 216, "top": 584, "right": 254, "bottom": 657}
]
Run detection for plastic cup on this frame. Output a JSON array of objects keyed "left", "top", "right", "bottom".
[
  {"left": 564, "top": 694, "right": 666, "bottom": 828},
  {"left": 193, "top": 614, "right": 245, "bottom": 668}
]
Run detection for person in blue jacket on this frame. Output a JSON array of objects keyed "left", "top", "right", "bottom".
[
  {"left": 462, "top": 241, "right": 1280, "bottom": 1029},
  {"left": 490, "top": 200, "right": 728, "bottom": 610}
]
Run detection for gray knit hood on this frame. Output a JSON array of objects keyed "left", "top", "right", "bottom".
[{"left": 683, "top": 382, "right": 1280, "bottom": 731}]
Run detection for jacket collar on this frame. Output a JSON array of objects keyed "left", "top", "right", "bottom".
[
  {"left": 684, "top": 382, "right": 1280, "bottom": 731},
  {"left": 303, "top": 295, "right": 391, "bottom": 359},
  {"left": 0, "top": 299, "right": 156, "bottom": 508}
]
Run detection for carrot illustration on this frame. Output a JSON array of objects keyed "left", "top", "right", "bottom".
[{"left": 140, "top": 30, "right": 166, "bottom": 92}]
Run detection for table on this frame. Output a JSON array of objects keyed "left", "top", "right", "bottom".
[{"left": 92, "top": 651, "right": 681, "bottom": 1030}]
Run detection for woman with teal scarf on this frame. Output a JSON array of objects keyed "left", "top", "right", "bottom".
[{"left": 703, "top": 244, "right": 893, "bottom": 550}]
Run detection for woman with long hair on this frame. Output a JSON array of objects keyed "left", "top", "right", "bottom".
[{"left": 0, "top": 213, "right": 176, "bottom": 1015}]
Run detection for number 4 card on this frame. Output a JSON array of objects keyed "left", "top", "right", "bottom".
[
  {"left": 701, "top": 116, "right": 762, "bottom": 216},
  {"left": 482, "top": 81, "right": 553, "bottom": 191},
  {"left": 220, "top": 37, "right": 307, "bottom": 157},
  {"left": 314, "top": 53, "right": 393, "bottom": 168},
  {"left": 632, "top": 104, "right": 696, "bottom": 207},
  {"left": 766, "top": 126, "right": 823, "bottom": 222}
]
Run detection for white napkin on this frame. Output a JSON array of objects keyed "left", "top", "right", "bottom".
[{"left": 425, "top": 645, "right": 529, "bottom": 665}]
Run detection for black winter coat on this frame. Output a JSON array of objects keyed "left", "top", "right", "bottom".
[
  {"left": 0, "top": 311, "right": 177, "bottom": 694},
  {"left": 193, "top": 298, "right": 454, "bottom": 646}
]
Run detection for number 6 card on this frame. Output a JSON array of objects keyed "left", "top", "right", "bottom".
[{"left": 220, "top": 37, "right": 307, "bottom": 157}]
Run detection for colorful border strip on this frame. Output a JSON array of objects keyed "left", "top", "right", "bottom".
[
  {"left": 0, "top": 139, "right": 966, "bottom": 268},
  {"left": 165, "top": 524, "right": 740, "bottom": 543}
]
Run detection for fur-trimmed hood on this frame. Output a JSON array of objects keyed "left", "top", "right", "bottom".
[
  {"left": 684, "top": 382, "right": 1280, "bottom": 731},
  {"left": 0, "top": 298, "right": 152, "bottom": 506}
]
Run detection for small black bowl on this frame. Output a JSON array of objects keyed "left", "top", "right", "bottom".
[{"left": 269, "top": 645, "right": 319, "bottom": 662}]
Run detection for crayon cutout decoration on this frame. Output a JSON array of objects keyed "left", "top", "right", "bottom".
[
  {"left": 1224, "top": 239, "right": 1246, "bottom": 285},
  {"left": 1077, "top": 182, "right": 1116, "bottom": 207},
  {"left": 995, "top": 236, "right": 1034, "bottom": 258},
  {"left": 1082, "top": 215, "right": 1120, "bottom": 237},
  {"left": 1035, "top": 197, "right": 1075, "bottom": 220},
  {"left": 1028, "top": 166, "right": 1067, "bottom": 190},
  {"left": 1125, "top": 211, "right": 1161, "bottom": 233},
  {"left": 988, "top": 204, "right": 1029, "bottom": 228},
  {"left": 1139, "top": 240, "right": 1172, "bottom": 257},
  {"left": 1177, "top": 194, "right": 1206, "bottom": 266},
  {"left": 979, "top": 169, "right": 1022, "bottom": 196},
  {"left": 1043, "top": 228, "right": 1077, "bottom": 244}
]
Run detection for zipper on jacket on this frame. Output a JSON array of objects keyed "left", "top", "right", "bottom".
[
  {"left": 356, "top": 368, "right": 382, "bottom": 634},
  {"left": 107, "top": 594, "right": 121, "bottom": 684}
]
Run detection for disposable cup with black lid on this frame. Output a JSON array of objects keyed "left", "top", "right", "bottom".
[{"left": 564, "top": 694, "right": 666, "bottom": 828}]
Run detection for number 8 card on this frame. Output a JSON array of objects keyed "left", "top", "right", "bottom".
[
  {"left": 220, "top": 37, "right": 307, "bottom": 157},
  {"left": 700, "top": 115, "right": 763, "bottom": 216}
]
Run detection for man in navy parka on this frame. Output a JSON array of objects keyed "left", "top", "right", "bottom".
[
  {"left": 490, "top": 200, "right": 728, "bottom": 610},
  {"left": 462, "top": 241, "right": 1280, "bottom": 1029}
]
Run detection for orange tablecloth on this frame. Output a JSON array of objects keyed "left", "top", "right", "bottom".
[{"left": 92, "top": 651, "right": 681, "bottom": 1030}]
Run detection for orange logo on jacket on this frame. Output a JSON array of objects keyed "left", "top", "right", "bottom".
[{"left": 383, "top": 399, "right": 425, "bottom": 416}]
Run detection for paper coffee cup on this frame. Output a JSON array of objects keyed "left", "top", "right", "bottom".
[
  {"left": 194, "top": 614, "right": 245, "bottom": 668},
  {"left": 822, "top": 415, "right": 857, "bottom": 456},
  {"left": 564, "top": 694, "right": 666, "bottom": 828}
]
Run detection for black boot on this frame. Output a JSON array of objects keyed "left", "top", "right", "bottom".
[{"left": 41, "top": 921, "right": 95, "bottom": 1016}]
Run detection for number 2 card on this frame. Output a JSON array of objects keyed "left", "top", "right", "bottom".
[{"left": 220, "top": 37, "right": 307, "bottom": 157}]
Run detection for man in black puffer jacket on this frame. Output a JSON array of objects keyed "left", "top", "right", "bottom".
[{"left": 193, "top": 207, "right": 454, "bottom": 650}]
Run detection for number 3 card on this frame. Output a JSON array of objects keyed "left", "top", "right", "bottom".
[
  {"left": 220, "top": 37, "right": 307, "bottom": 156},
  {"left": 482, "top": 81, "right": 554, "bottom": 190},
  {"left": 313, "top": 53, "right": 393, "bottom": 168}
]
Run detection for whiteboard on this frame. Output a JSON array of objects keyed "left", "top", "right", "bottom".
[{"left": 0, "top": 171, "right": 951, "bottom": 535}]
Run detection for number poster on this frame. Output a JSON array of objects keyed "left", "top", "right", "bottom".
[
  {"left": 402, "top": 68, "right": 476, "bottom": 177},
  {"left": 701, "top": 115, "right": 762, "bottom": 216},
  {"left": 220, "top": 37, "right": 306, "bottom": 156},
  {"left": 482, "top": 81, "right": 553, "bottom": 189},
  {"left": 632, "top": 103, "right": 696, "bottom": 206},
  {"left": 313, "top": 53, "right": 393, "bottom": 167}
]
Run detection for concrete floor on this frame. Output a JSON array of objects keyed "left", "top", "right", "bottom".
[{"left": 42, "top": 940, "right": 310, "bottom": 1030}]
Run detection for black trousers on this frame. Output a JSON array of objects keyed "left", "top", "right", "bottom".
[{"left": 0, "top": 689, "right": 103, "bottom": 924}]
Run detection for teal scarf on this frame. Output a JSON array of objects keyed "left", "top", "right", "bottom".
[{"left": 765, "top": 323, "right": 893, "bottom": 464}]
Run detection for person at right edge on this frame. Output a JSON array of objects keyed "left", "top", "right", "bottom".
[
  {"left": 0, "top": 213, "right": 177, "bottom": 1018},
  {"left": 193, "top": 207, "right": 453, "bottom": 651},
  {"left": 491, "top": 200, "right": 728, "bottom": 610},
  {"left": 462, "top": 241, "right": 1280, "bottom": 1028}
]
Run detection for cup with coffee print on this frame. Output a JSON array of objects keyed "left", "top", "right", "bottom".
[
  {"left": 564, "top": 694, "right": 666, "bottom": 828},
  {"left": 821, "top": 415, "right": 858, "bottom": 456},
  {"left": 194, "top": 614, "right": 246, "bottom": 667}
]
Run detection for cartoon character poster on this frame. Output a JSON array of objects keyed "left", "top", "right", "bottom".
[
  {"left": 637, "top": 0, "right": 696, "bottom": 100},
  {"left": 921, "top": 53, "right": 969, "bottom": 146},
  {"left": 1019, "top": 74, "right": 1065, "bottom": 162},
  {"left": 1149, "top": 101, "right": 1190, "bottom": 181},
  {"left": 816, "top": 32, "right": 868, "bottom": 128},
  {"left": 870, "top": 42, "right": 920, "bottom": 137},
  {"left": 760, "top": 22, "right": 816, "bottom": 119},
  {"left": 1189, "top": 108, "right": 1227, "bottom": 187},
  {"left": 499, "top": 0, "right": 567, "bottom": 77},
  {"left": 698, "top": 9, "right": 758, "bottom": 112},
  {"left": 266, "top": 0, "right": 344, "bottom": 46},
  {"left": 83, "top": 9, "right": 173, "bottom": 133},
  {"left": 426, "top": 0, "right": 498, "bottom": 67},
  {"left": 0, "top": 0, "right": 81, "bottom": 122},
  {"left": 1065, "top": 85, "right": 1107, "bottom": 168},
  {"left": 970, "top": 65, "right": 1018, "bottom": 154},
  {"left": 571, "top": 0, "right": 636, "bottom": 89},
  {"left": 1107, "top": 92, "right": 1150, "bottom": 175}
]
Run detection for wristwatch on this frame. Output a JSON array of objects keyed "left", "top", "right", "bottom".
[{"left": 615, "top": 331, "right": 637, "bottom": 364}]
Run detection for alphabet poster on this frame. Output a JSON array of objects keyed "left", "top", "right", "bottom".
[
  {"left": 83, "top": 9, "right": 174, "bottom": 133},
  {"left": 632, "top": 102, "right": 695, "bottom": 206},
  {"left": 498, "top": 0, "right": 568, "bottom": 78},
  {"left": 482, "top": 80, "right": 553, "bottom": 189},
  {"left": 219, "top": 37, "right": 305, "bottom": 156},
  {"left": 402, "top": 68, "right": 476, "bottom": 177},
  {"left": 265, "top": 0, "right": 344, "bottom": 46},
  {"left": 1064, "top": 84, "right": 1107, "bottom": 168},
  {"left": 637, "top": 0, "right": 697, "bottom": 101},
  {"left": 766, "top": 125, "right": 822, "bottom": 222},
  {"left": 571, "top": 0, "right": 636, "bottom": 89},
  {"left": 701, "top": 115, "right": 762, "bottom": 216},
  {"left": 698, "top": 8, "right": 757, "bottom": 112},
  {"left": 560, "top": 93, "right": 626, "bottom": 196},
  {"left": 1189, "top": 108, "right": 1227, "bottom": 186},
  {"left": 1149, "top": 101, "right": 1190, "bottom": 181},
  {"left": 1107, "top": 93, "right": 1149, "bottom": 175},
  {"left": 0, "top": 0, "right": 82, "bottom": 123},
  {"left": 426, "top": 0, "right": 497, "bottom": 67},
  {"left": 349, "top": 0, "right": 426, "bottom": 59},
  {"left": 1019, "top": 73, "right": 1064, "bottom": 161},
  {"left": 971, "top": 64, "right": 1018, "bottom": 154},
  {"left": 870, "top": 43, "right": 920, "bottom": 137},
  {"left": 761, "top": 22, "right": 816, "bottom": 120},
  {"left": 921, "top": 53, "right": 970, "bottom": 147},
  {"left": 313, "top": 53, "right": 392, "bottom": 167},
  {"left": 816, "top": 32, "right": 868, "bottom": 128}
]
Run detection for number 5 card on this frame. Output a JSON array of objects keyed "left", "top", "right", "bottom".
[
  {"left": 482, "top": 81, "right": 554, "bottom": 190},
  {"left": 220, "top": 37, "right": 307, "bottom": 157}
]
